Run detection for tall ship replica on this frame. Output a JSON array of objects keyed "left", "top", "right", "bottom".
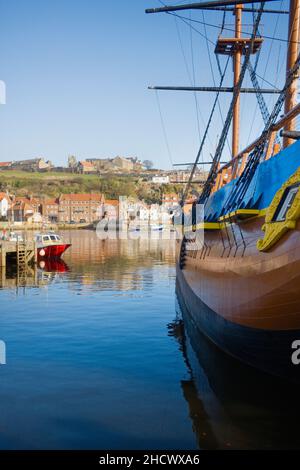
[{"left": 146, "top": 0, "right": 300, "bottom": 381}]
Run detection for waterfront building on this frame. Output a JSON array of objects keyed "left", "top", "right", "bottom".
[
  {"left": 42, "top": 198, "right": 59, "bottom": 223},
  {"left": 8, "top": 196, "right": 42, "bottom": 223},
  {"left": 102, "top": 199, "right": 120, "bottom": 220},
  {"left": 57, "top": 193, "right": 105, "bottom": 224}
]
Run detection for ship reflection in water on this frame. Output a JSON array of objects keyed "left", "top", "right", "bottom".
[
  {"left": 172, "top": 291, "right": 300, "bottom": 449},
  {"left": 0, "top": 230, "right": 299, "bottom": 449}
]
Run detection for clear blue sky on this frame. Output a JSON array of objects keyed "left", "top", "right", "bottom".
[{"left": 0, "top": 0, "right": 289, "bottom": 169}]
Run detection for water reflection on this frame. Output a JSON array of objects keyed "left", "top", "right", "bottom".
[
  {"left": 61, "top": 231, "right": 176, "bottom": 293},
  {"left": 0, "top": 231, "right": 189, "bottom": 450},
  {"left": 174, "top": 291, "right": 300, "bottom": 449},
  {"left": 1, "top": 259, "right": 69, "bottom": 290},
  {"left": 1, "top": 230, "right": 299, "bottom": 449},
  {"left": 1, "top": 230, "right": 176, "bottom": 293}
]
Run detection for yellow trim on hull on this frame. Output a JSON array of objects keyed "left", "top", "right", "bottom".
[
  {"left": 219, "top": 209, "right": 260, "bottom": 221},
  {"left": 257, "top": 167, "right": 300, "bottom": 252}
]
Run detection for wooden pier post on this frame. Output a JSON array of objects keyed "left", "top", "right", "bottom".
[{"left": 0, "top": 245, "right": 6, "bottom": 269}]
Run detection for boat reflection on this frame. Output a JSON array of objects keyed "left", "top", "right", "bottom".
[
  {"left": 172, "top": 290, "right": 300, "bottom": 449},
  {"left": 38, "top": 258, "right": 70, "bottom": 273},
  {"left": 0, "top": 259, "right": 70, "bottom": 290}
]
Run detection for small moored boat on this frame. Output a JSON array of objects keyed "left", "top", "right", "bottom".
[{"left": 35, "top": 233, "right": 71, "bottom": 259}]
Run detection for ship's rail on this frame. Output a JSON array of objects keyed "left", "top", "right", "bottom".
[{"left": 213, "top": 102, "right": 300, "bottom": 192}]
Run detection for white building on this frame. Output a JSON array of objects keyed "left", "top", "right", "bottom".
[
  {"left": 119, "top": 197, "right": 151, "bottom": 222},
  {"left": 152, "top": 175, "right": 170, "bottom": 184},
  {"left": 0, "top": 193, "right": 10, "bottom": 219}
]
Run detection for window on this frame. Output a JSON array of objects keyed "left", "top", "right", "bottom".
[
  {"left": 274, "top": 185, "right": 299, "bottom": 222},
  {"left": 50, "top": 235, "right": 56, "bottom": 241},
  {"left": 43, "top": 236, "right": 50, "bottom": 241}
]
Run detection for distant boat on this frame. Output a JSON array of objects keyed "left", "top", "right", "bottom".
[
  {"left": 128, "top": 223, "right": 164, "bottom": 232},
  {"left": 150, "top": 223, "right": 164, "bottom": 231},
  {"left": 35, "top": 233, "right": 71, "bottom": 259}
]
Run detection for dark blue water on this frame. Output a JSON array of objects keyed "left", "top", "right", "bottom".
[
  {"left": 1, "top": 230, "right": 300, "bottom": 450},
  {"left": 0, "top": 232, "right": 195, "bottom": 450}
]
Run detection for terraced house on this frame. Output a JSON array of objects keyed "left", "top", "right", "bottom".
[
  {"left": 42, "top": 198, "right": 59, "bottom": 223},
  {"left": 42, "top": 194, "right": 105, "bottom": 224},
  {"left": 8, "top": 196, "right": 42, "bottom": 223}
]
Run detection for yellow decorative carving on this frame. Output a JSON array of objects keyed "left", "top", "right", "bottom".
[{"left": 257, "top": 167, "right": 300, "bottom": 252}]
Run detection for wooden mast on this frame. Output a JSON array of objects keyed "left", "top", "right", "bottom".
[
  {"left": 232, "top": 4, "right": 243, "bottom": 158},
  {"left": 283, "top": 0, "right": 300, "bottom": 148},
  {"left": 146, "top": 0, "right": 272, "bottom": 162}
]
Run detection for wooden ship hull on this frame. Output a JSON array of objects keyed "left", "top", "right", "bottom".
[{"left": 176, "top": 213, "right": 300, "bottom": 381}]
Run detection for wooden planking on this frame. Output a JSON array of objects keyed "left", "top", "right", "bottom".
[{"left": 177, "top": 215, "right": 300, "bottom": 330}]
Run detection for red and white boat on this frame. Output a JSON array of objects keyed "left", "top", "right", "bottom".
[{"left": 35, "top": 233, "right": 71, "bottom": 259}]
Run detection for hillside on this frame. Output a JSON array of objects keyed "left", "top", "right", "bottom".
[{"left": 0, "top": 170, "right": 186, "bottom": 203}]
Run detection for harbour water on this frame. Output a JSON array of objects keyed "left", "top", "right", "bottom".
[{"left": 0, "top": 230, "right": 300, "bottom": 450}]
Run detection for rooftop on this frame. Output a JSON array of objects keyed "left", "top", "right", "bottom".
[{"left": 60, "top": 193, "right": 104, "bottom": 202}]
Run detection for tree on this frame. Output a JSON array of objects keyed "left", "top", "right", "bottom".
[{"left": 143, "top": 159, "right": 154, "bottom": 170}]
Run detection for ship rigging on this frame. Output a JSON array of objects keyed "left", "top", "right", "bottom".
[
  {"left": 146, "top": 0, "right": 300, "bottom": 382},
  {"left": 147, "top": 0, "right": 298, "bottom": 206}
]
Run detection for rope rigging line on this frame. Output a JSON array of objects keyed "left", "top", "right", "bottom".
[
  {"left": 216, "top": 10, "right": 227, "bottom": 77},
  {"left": 159, "top": 0, "right": 230, "bottom": 159},
  {"left": 173, "top": 16, "right": 215, "bottom": 150},
  {"left": 270, "top": 0, "right": 299, "bottom": 107},
  {"left": 166, "top": 12, "right": 280, "bottom": 88},
  {"left": 223, "top": 46, "right": 300, "bottom": 215},
  {"left": 246, "top": 0, "right": 284, "bottom": 145},
  {"left": 226, "top": 0, "right": 299, "bottom": 211},
  {"left": 166, "top": 10, "right": 217, "bottom": 46},
  {"left": 201, "top": 9, "right": 232, "bottom": 156},
  {"left": 166, "top": 11, "right": 300, "bottom": 46},
  {"left": 154, "top": 90, "right": 174, "bottom": 167},
  {"left": 248, "top": 60, "right": 281, "bottom": 151},
  {"left": 199, "top": 3, "right": 266, "bottom": 205},
  {"left": 158, "top": 3, "right": 288, "bottom": 89},
  {"left": 181, "top": 55, "right": 231, "bottom": 204},
  {"left": 167, "top": 0, "right": 232, "bottom": 154},
  {"left": 248, "top": 61, "right": 271, "bottom": 125},
  {"left": 189, "top": 11, "right": 203, "bottom": 145}
]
